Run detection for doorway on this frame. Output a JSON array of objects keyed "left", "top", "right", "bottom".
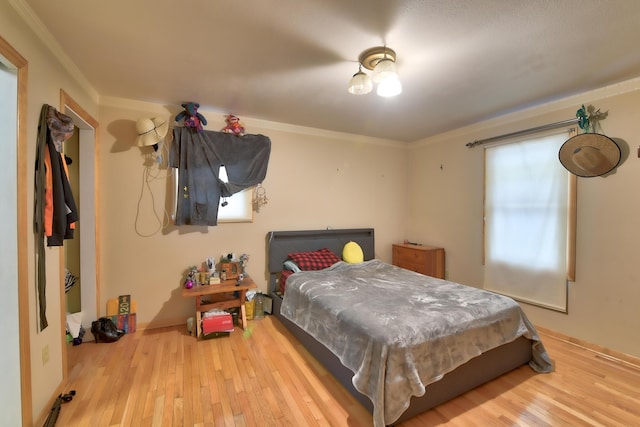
[
  {"left": 64, "top": 128, "right": 81, "bottom": 323},
  {"left": 59, "top": 91, "right": 99, "bottom": 376}
]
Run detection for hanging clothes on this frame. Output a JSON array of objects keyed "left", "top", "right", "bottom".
[
  {"left": 34, "top": 104, "right": 78, "bottom": 330},
  {"left": 170, "top": 127, "right": 271, "bottom": 226}
]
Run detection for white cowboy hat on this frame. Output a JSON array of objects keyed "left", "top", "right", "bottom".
[
  {"left": 135, "top": 117, "right": 169, "bottom": 147},
  {"left": 558, "top": 133, "right": 621, "bottom": 177}
]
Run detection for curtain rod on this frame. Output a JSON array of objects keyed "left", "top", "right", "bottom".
[{"left": 465, "top": 118, "right": 579, "bottom": 148}]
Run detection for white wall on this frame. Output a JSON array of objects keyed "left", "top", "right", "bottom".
[
  {"left": 1, "top": 0, "right": 100, "bottom": 422},
  {"left": 0, "top": 57, "right": 22, "bottom": 427},
  {"left": 97, "top": 100, "right": 409, "bottom": 328},
  {"left": 407, "top": 80, "right": 640, "bottom": 358}
]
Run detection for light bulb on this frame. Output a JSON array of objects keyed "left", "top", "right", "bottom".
[
  {"left": 376, "top": 75, "right": 402, "bottom": 97},
  {"left": 348, "top": 70, "right": 372, "bottom": 95},
  {"left": 371, "top": 58, "right": 398, "bottom": 83}
]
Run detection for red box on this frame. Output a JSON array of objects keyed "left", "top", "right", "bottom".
[{"left": 202, "top": 312, "right": 233, "bottom": 335}]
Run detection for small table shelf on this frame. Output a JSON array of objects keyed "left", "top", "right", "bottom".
[{"left": 182, "top": 276, "right": 257, "bottom": 338}]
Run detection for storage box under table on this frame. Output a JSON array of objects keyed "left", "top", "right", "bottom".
[{"left": 202, "top": 312, "right": 234, "bottom": 335}]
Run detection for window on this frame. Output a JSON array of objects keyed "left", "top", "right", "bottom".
[
  {"left": 217, "top": 165, "right": 253, "bottom": 223},
  {"left": 172, "top": 166, "right": 253, "bottom": 223},
  {"left": 483, "top": 130, "right": 575, "bottom": 312}
]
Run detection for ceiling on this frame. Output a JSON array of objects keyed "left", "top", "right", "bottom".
[{"left": 22, "top": 0, "right": 640, "bottom": 142}]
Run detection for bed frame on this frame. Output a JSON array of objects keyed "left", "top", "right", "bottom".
[{"left": 266, "top": 228, "right": 532, "bottom": 424}]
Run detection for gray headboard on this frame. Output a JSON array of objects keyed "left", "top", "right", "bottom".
[{"left": 266, "top": 228, "right": 375, "bottom": 294}]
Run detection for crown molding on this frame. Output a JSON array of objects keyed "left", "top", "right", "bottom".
[
  {"left": 240, "top": 115, "right": 404, "bottom": 148},
  {"left": 9, "top": 0, "right": 99, "bottom": 104},
  {"left": 409, "top": 76, "right": 640, "bottom": 149},
  {"left": 100, "top": 96, "right": 406, "bottom": 148},
  {"left": 99, "top": 96, "right": 174, "bottom": 115}
]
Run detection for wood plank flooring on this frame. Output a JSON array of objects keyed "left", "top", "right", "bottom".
[{"left": 53, "top": 316, "right": 640, "bottom": 426}]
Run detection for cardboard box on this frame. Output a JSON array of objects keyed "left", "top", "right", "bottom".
[
  {"left": 219, "top": 262, "right": 240, "bottom": 280},
  {"left": 107, "top": 295, "right": 137, "bottom": 316},
  {"left": 202, "top": 312, "right": 233, "bottom": 335}
]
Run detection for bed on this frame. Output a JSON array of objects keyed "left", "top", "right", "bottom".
[{"left": 267, "top": 228, "right": 553, "bottom": 426}]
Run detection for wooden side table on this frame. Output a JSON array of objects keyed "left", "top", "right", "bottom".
[
  {"left": 392, "top": 243, "right": 445, "bottom": 279},
  {"left": 181, "top": 276, "right": 257, "bottom": 338}
]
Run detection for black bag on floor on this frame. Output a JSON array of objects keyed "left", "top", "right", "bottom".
[{"left": 91, "top": 317, "right": 125, "bottom": 343}]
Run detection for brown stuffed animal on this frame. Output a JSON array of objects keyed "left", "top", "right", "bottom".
[{"left": 221, "top": 114, "right": 245, "bottom": 136}]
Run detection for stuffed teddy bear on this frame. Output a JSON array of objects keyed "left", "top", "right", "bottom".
[
  {"left": 175, "top": 102, "right": 207, "bottom": 132},
  {"left": 221, "top": 114, "right": 245, "bottom": 136}
]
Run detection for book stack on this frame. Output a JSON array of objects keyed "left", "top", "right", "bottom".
[{"left": 107, "top": 295, "right": 136, "bottom": 333}]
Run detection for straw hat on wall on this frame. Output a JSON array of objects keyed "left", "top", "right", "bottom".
[
  {"left": 558, "top": 133, "right": 621, "bottom": 177},
  {"left": 136, "top": 117, "right": 169, "bottom": 147}
]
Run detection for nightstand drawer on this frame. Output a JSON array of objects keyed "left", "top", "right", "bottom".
[
  {"left": 392, "top": 246, "right": 428, "bottom": 264},
  {"left": 394, "top": 260, "right": 426, "bottom": 274},
  {"left": 392, "top": 243, "right": 445, "bottom": 279}
]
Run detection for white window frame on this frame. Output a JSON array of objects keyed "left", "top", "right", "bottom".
[{"left": 217, "top": 165, "right": 253, "bottom": 223}]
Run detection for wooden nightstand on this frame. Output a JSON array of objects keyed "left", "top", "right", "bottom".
[
  {"left": 182, "top": 276, "right": 257, "bottom": 338},
  {"left": 392, "top": 243, "right": 445, "bottom": 279}
]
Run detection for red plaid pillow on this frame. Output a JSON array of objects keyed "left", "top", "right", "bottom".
[
  {"left": 279, "top": 269, "right": 295, "bottom": 294},
  {"left": 287, "top": 248, "right": 340, "bottom": 271}
]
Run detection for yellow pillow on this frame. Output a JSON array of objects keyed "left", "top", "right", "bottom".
[{"left": 343, "top": 241, "right": 364, "bottom": 264}]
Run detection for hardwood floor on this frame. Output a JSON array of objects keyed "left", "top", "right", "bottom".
[{"left": 54, "top": 316, "right": 640, "bottom": 426}]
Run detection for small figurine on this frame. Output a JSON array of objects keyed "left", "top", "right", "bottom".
[
  {"left": 206, "top": 257, "right": 216, "bottom": 273},
  {"left": 185, "top": 266, "right": 198, "bottom": 289},
  {"left": 221, "top": 114, "right": 245, "bottom": 136},
  {"left": 175, "top": 102, "right": 207, "bottom": 132},
  {"left": 239, "top": 253, "right": 249, "bottom": 272}
]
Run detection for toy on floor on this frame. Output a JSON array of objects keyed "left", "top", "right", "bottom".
[
  {"left": 175, "top": 102, "right": 207, "bottom": 132},
  {"left": 221, "top": 114, "right": 245, "bottom": 136}
]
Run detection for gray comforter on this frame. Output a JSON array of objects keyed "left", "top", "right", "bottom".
[{"left": 280, "top": 259, "right": 553, "bottom": 427}]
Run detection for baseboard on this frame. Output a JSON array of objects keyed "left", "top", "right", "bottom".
[
  {"left": 537, "top": 326, "right": 640, "bottom": 368},
  {"left": 39, "top": 381, "right": 75, "bottom": 427},
  {"left": 136, "top": 317, "right": 187, "bottom": 331}
]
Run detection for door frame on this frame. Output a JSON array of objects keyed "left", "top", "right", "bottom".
[
  {"left": 0, "top": 34, "right": 32, "bottom": 427},
  {"left": 59, "top": 90, "right": 100, "bottom": 380}
]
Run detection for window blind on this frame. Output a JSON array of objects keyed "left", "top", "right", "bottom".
[{"left": 483, "top": 131, "right": 571, "bottom": 311}]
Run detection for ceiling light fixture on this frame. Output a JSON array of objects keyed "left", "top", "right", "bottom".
[{"left": 348, "top": 46, "right": 402, "bottom": 97}]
